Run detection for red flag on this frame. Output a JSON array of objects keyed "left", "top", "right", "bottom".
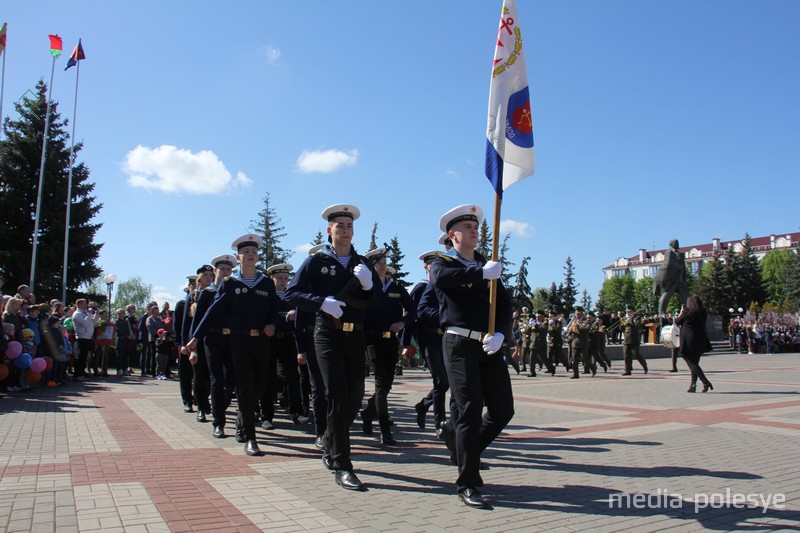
[
  {"left": 48, "top": 34, "right": 62, "bottom": 57},
  {"left": 0, "top": 23, "right": 7, "bottom": 56}
]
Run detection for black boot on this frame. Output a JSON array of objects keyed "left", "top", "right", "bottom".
[{"left": 360, "top": 410, "right": 373, "bottom": 435}]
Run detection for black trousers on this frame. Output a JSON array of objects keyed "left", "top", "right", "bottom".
[
  {"left": 682, "top": 354, "right": 710, "bottom": 386},
  {"left": 179, "top": 350, "right": 194, "bottom": 408},
  {"left": 444, "top": 333, "right": 514, "bottom": 490},
  {"left": 301, "top": 329, "right": 327, "bottom": 437},
  {"left": 75, "top": 338, "right": 94, "bottom": 378},
  {"left": 230, "top": 335, "right": 271, "bottom": 441},
  {"left": 204, "top": 333, "right": 235, "bottom": 428},
  {"left": 314, "top": 324, "right": 365, "bottom": 472},
  {"left": 420, "top": 332, "right": 448, "bottom": 426},
  {"left": 570, "top": 342, "right": 590, "bottom": 377},
  {"left": 262, "top": 334, "right": 303, "bottom": 420},
  {"left": 193, "top": 344, "right": 211, "bottom": 414},
  {"left": 363, "top": 335, "right": 400, "bottom": 432}
]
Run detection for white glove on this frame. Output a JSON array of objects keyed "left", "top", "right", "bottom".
[
  {"left": 320, "top": 296, "right": 346, "bottom": 319},
  {"left": 353, "top": 264, "right": 373, "bottom": 290},
  {"left": 482, "top": 332, "right": 505, "bottom": 355},
  {"left": 482, "top": 260, "right": 502, "bottom": 280}
]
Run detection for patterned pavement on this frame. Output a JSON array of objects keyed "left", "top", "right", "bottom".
[{"left": 1, "top": 352, "right": 799, "bottom": 532}]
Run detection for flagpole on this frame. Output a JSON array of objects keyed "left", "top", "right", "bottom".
[
  {"left": 487, "top": 193, "right": 502, "bottom": 335},
  {"left": 30, "top": 54, "right": 57, "bottom": 290},
  {"left": 62, "top": 57, "right": 80, "bottom": 303},
  {"left": 0, "top": 36, "right": 6, "bottom": 140}
]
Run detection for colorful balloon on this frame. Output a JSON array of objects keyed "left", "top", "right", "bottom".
[
  {"left": 5, "top": 341, "right": 22, "bottom": 359},
  {"left": 42, "top": 356, "right": 54, "bottom": 372},
  {"left": 30, "top": 358, "right": 47, "bottom": 373},
  {"left": 25, "top": 369, "right": 42, "bottom": 384},
  {"left": 0, "top": 363, "right": 8, "bottom": 380},
  {"left": 13, "top": 353, "right": 32, "bottom": 369}
]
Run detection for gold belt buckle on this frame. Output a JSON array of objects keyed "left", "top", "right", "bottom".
[
  {"left": 222, "top": 328, "right": 231, "bottom": 335},
  {"left": 250, "top": 329, "right": 259, "bottom": 336},
  {"left": 382, "top": 331, "right": 392, "bottom": 339},
  {"left": 342, "top": 322, "right": 354, "bottom": 333}
]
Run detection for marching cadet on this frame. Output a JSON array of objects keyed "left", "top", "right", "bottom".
[
  {"left": 261, "top": 263, "right": 310, "bottom": 427},
  {"left": 530, "top": 310, "right": 555, "bottom": 376},
  {"left": 285, "top": 204, "right": 381, "bottom": 492},
  {"left": 622, "top": 304, "right": 648, "bottom": 375},
  {"left": 585, "top": 311, "right": 605, "bottom": 373},
  {"left": 188, "top": 234, "right": 281, "bottom": 456},
  {"left": 190, "top": 254, "right": 237, "bottom": 438},
  {"left": 430, "top": 204, "right": 514, "bottom": 509},
  {"left": 359, "top": 247, "right": 416, "bottom": 445},
  {"left": 594, "top": 315, "right": 611, "bottom": 371},
  {"left": 185, "top": 265, "right": 214, "bottom": 422},
  {"left": 567, "top": 306, "right": 594, "bottom": 378},
  {"left": 547, "top": 310, "right": 567, "bottom": 370},
  {"left": 411, "top": 250, "right": 449, "bottom": 432},
  {"left": 294, "top": 244, "right": 328, "bottom": 450},
  {"left": 518, "top": 309, "right": 532, "bottom": 373},
  {"left": 174, "top": 275, "right": 197, "bottom": 412}
]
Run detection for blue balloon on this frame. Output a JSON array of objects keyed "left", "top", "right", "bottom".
[{"left": 13, "top": 353, "right": 32, "bottom": 370}]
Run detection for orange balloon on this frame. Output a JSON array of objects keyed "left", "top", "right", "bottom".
[
  {"left": 25, "top": 369, "right": 42, "bottom": 384},
  {"left": 0, "top": 364, "right": 8, "bottom": 381}
]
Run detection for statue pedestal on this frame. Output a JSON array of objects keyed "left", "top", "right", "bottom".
[{"left": 646, "top": 323, "right": 658, "bottom": 344}]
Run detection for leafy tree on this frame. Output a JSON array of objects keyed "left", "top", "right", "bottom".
[
  {"left": 783, "top": 244, "right": 800, "bottom": 311},
  {"left": 0, "top": 80, "right": 103, "bottom": 302},
  {"left": 598, "top": 276, "right": 635, "bottom": 314},
  {"left": 369, "top": 222, "right": 379, "bottom": 250},
  {"left": 249, "top": 192, "right": 290, "bottom": 270},
  {"left": 530, "top": 288, "right": 549, "bottom": 312},
  {"left": 387, "top": 235, "right": 410, "bottom": 288},
  {"left": 511, "top": 256, "right": 532, "bottom": 310},
  {"left": 477, "top": 219, "right": 492, "bottom": 259},
  {"left": 113, "top": 276, "right": 153, "bottom": 313},
  {"left": 760, "top": 249, "right": 796, "bottom": 304},
  {"left": 633, "top": 277, "right": 657, "bottom": 316},
  {"left": 560, "top": 257, "right": 579, "bottom": 312}
]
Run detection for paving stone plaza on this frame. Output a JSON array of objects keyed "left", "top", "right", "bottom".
[{"left": 1, "top": 352, "right": 799, "bottom": 532}]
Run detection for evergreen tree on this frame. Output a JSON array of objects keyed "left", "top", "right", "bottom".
[
  {"left": 0, "top": 80, "right": 103, "bottom": 301},
  {"left": 387, "top": 235, "right": 410, "bottom": 288},
  {"left": 561, "top": 257, "right": 579, "bottom": 312},
  {"left": 728, "top": 234, "right": 766, "bottom": 309},
  {"left": 530, "top": 288, "right": 549, "bottom": 312},
  {"left": 369, "top": 222, "right": 378, "bottom": 250},
  {"left": 580, "top": 288, "right": 593, "bottom": 312},
  {"left": 498, "top": 233, "right": 515, "bottom": 285},
  {"left": 477, "top": 219, "right": 492, "bottom": 258},
  {"left": 696, "top": 248, "right": 732, "bottom": 316},
  {"left": 511, "top": 256, "right": 532, "bottom": 310},
  {"left": 249, "top": 192, "right": 290, "bottom": 270},
  {"left": 311, "top": 229, "right": 324, "bottom": 246},
  {"left": 547, "top": 282, "right": 561, "bottom": 314}
]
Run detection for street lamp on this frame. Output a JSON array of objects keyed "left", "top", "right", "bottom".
[{"left": 103, "top": 273, "right": 118, "bottom": 316}]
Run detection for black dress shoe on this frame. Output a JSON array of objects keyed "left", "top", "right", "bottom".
[
  {"left": 213, "top": 426, "right": 225, "bottom": 438},
  {"left": 322, "top": 453, "right": 334, "bottom": 470},
  {"left": 458, "top": 487, "right": 490, "bottom": 509},
  {"left": 622, "top": 372, "right": 632, "bottom": 376},
  {"left": 415, "top": 401, "right": 427, "bottom": 429},
  {"left": 197, "top": 412, "right": 207, "bottom": 423},
  {"left": 314, "top": 435, "right": 325, "bottom": 449},
  {"left": 360, "top": 410, "right": 373, "bottom": 435},
  {"left": 702, "top": 382, "right": 713, "bottom": 393},
  {"left": 380, "top": 431, "right": 397, "bottom": 446},
  {"left": 335, "top": 470, "right": 366, "bottom": 491},
  {"left": 183, "top": 404, "right": 193, "bottom": 413},
  {"left": 235, "top": 428, "right": 245, "bottom": 443},
  {"left": 245, "top": 440, "right": 262, "bottom": 456},
  {"left": 687, "top": 385, "right": 696, "bottom": 393}
]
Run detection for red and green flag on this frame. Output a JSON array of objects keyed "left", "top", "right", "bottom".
[
  {"left": 48, "top": 34, "right": 62, "bottom": 57},
  {"left": 0, "top": 23, "right": 7, "bottom": 56},
  {"left": 65, "top": 39, "right": 85, "bottom": 70}
]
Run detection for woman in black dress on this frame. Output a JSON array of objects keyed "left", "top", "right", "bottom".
[{"left": 675, "top": 294, "right": 713, "bottom": 393}]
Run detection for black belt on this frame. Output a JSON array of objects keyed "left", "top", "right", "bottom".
[
  {"left": 275, "top": 331, "right": 293, "bottom": 340},
  {"left": 422, "top": 326, "right": 444, "bottom": 335},
  {"left": 208, "top": 328, "right": 231, "bottom": 335},
  {"left": 317, "top": 316, "right": 364, "bottom": 332},
  {"left": 229, "top": 329, "right": 267, "bottom": 337},
  {"left": 367, "top": 331, "right": 395, "bottom": 339}
]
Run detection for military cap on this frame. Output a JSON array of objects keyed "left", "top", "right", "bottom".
[
  {"left": 364, "top": 248, "right": 388, "bottom": 261},
  {"left": 186, "top": 274, "right": 198, "bottom": 282},
  {"left": 321, "top": 204, "right": 360, "bottom": 221},
  {"left": 231, "top": 234, "right": 263, "bottom": 252},
  {"left": 386, "top": 266, "right": 397, "bottom": 276},
  {"left": 419, "top": 250, "right": 441, "bottom": 262},
  {"left": 196, "top": 264, "right": 214, "bottom": 275},
  {"left": 575, "top": 306, "right": 585, "bottom": 313},
  {"left": 438, "top": 204, "right": 484, "bottom": 232},
  {"left": 266, "top": 263, "right": 293, "bottom": 276},
  {"left": 309, "top": 243, "right": 325, "bottom": 256},
  {"left": 438, "top": 232, "right": 452, "bottom": 246},
  {"left": 211, "top": 254, "right": 237, "bottom": 268}
]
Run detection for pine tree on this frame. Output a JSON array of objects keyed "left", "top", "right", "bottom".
[
  {"left": 561, "top": 257, "right": 579, "bottom": 312},
  {"left": 249, "top": 192, "right": 290, "bottom": 270},
  {"left": 498, "top": 233, "right": 515, "bottom": 285},
  {"left": 697, "top": 248, "right": 732, "bottom": 315},
  {"left": 387, "top": 235, "right": 410, "bottom": 288},
  {"left": 311, "top": 230, "right": 324, "bottom": 246},
  {"left": 580, "top": 289, "right": 593, "bottom": 312},
  {"left": 369, "top": 222, "right": 378, "bottom": 250},
  {"left": 547, "top": 282, "right": 561, "bottom": 314},
  {"left": 511, "top": 256, "right": 532, "bottom": 310},
  {"left": 738, "top": 234, "right": 767, "bottom": 307},
  {"left": 0, "top": 80, "right": 103, "bottom": 301},
  {"left": 477, "top": 219, "right": 492, "bottom": 258}
]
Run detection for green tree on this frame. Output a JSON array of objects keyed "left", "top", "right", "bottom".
[
  {"left": 311, "top": 230, "right": 324, "bottom": 246},
  {"left": 498, "top": 233, "right": 515, "bottom": 285},
  {"left": 580, "top": 288, "right": 593, "bottom": 312},
  {"left": 598, "top": 275, "right": 635, "bottom": 314},
  {"left": 530, "top": 288, "right": 549, "bottom": 313},
  {"left": 387, "top": 235, "right": 410, "bottom": 288},
  {"left": 633, "top": 277, "right": 657, "bottom": 316},
  {"left": 0, "top": 80, "right": 103, "bottom": 301},
  {"left": 728, "top": 234, "right": 766, "bottom": 309},
  {"left": 560, "top": 257, "right": 579, "bottom": 312},
  {"left": 696, "top": 248, "right": 732, "bottom": 316},
  {"left": 369, "top": 222, "right": 378, "bottom": 250},
  {"left": 477, "top": 219, "right": 492, "bottom": 258},
  {"left": 249, "top": 192, "right": 290, "bottom": 270},
  {"left": 113, "top": 276, "right": 153, "bottom": 313},
  {"left": 511, "top": 256, "right": 532, "bottom": 310},
  {"left": 760, "top": 249, "right": 796, "bottom": 304},
  {"left": 783, "top": 244, "right": 800, "bottom": 311},
  {"left": 548, "top": 283, "right": 562, "bottom": 314}
]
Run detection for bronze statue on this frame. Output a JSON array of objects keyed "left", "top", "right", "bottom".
[{"left": 653, "top": 239, "right": 689, "bottom": 315}]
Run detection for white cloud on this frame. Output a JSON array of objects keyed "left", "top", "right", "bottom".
[
  {"left": 263, "top": 45, "right": 282, "bottom": 65},
  {"left": 293, "top": 243, "right": 314, "bottom": 254},
  {"left": 295, "top": 148, "right": 359, "bottom": 174},
  {"left": 124, "top": 145, "right": 253, "bottom": 195},
  {"left": 500, "top": 219, "right": 533, "bottom": 238},
  {"left": 150, "top": 286, "right": 180, "bottom": 307},
  {"left": 444, "top": 168, "right": 459, "bottom": 179}
]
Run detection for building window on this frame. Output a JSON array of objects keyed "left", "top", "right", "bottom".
[
  {"left": 650, "top": 265, "right": 660, "bottom": 278},
  {"left": 690, "top": 261, "right": 702, "bottom": 275},
  {"left": 631, "top": 270, "right": 637, "bottom": 279},
  {"left": 613, "top": 270, "right": 625, "bottom": 278}
]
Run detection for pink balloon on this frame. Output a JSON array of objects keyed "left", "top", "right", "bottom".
[
  {"left": 5, "top": 341, "right": 22, "bottom": 359},
  {"left": 30, "top": 358, "right": 47, "bottom": 373}
]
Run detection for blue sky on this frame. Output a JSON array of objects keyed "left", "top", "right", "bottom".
[{"left": 3, "top": 1, "right": 799, "bottom": 307}]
